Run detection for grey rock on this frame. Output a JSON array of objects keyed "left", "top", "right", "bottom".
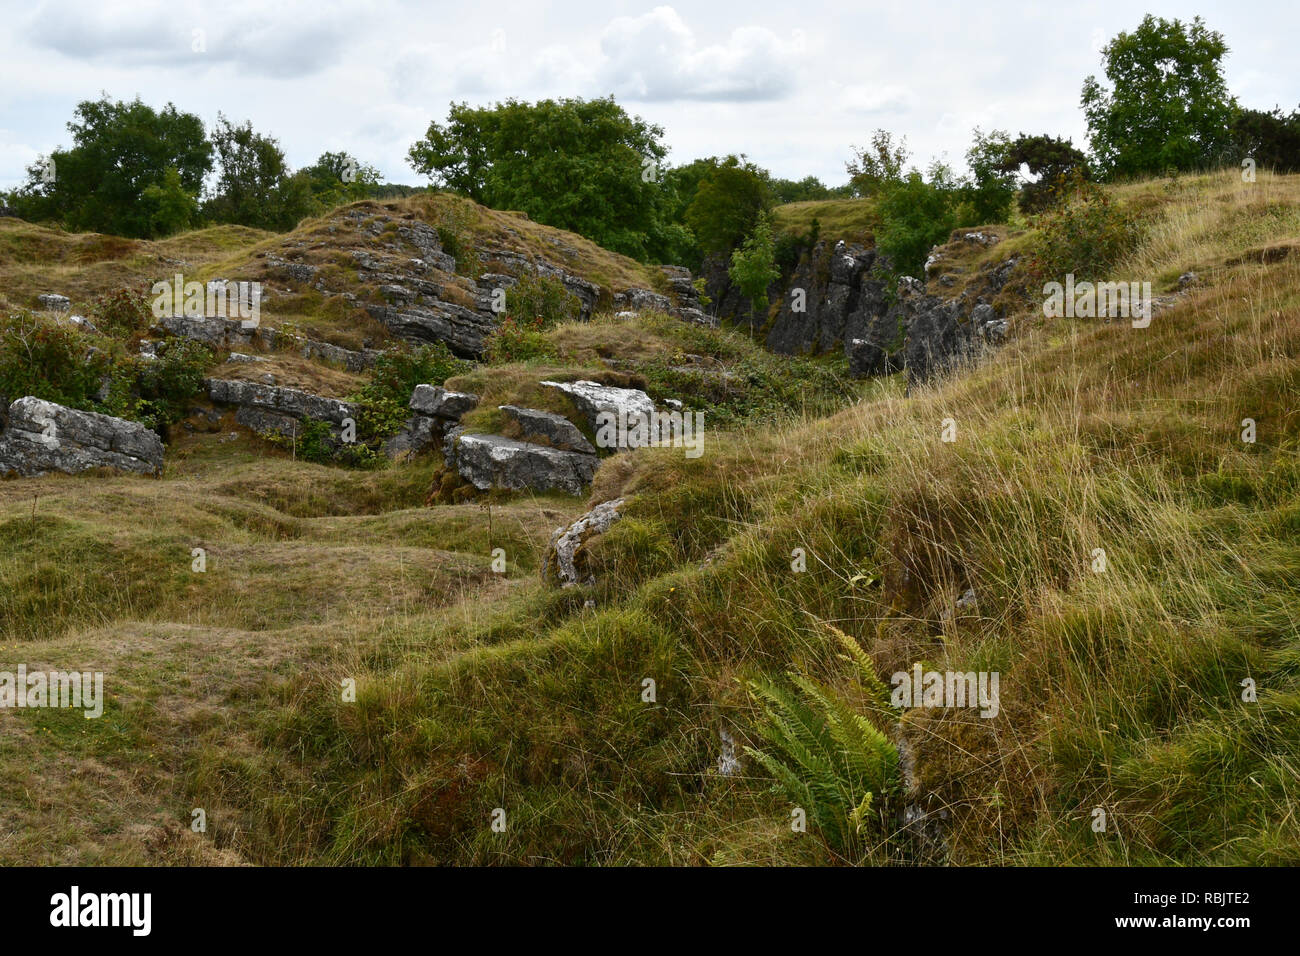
[
  {"left": 153, "top": 315, "right": 380, "bottom": 372},
  {"left": 383, "top": 414, "right": 448, "bottom": 460},
  {"left": 409, "top": 384, "right": 479, "bottom": 419},
  {"left": 61, "top": 314, "right": 97, "bottom": 333},
  {"left": 539, "top": 380, "right": 656, "bottom": 434},
  {"left": 364, "top": 299, "right": 495, "bottom": 357},
  {"left": 499, "top": 404, "right": 595, "bottom": 454},
  {"left": 446, "top": 430, "right": 598, "bottom": 496},
  {"left": 38, "top": 293, "right": 71, "bottom": 312},
  {"left": 0, "top": 397, "right": 164, "bottom": 476},
  {"left": 613, "top": 288, "right": 673, "bottom": 314},
  {"left": 543, "top": 497, "right": 625, "bottom": 586},
  {"left": 206, "top": 379, "right": 357, "bottom": 427}
]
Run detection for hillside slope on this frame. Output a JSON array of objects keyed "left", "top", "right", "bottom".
[{"left": 1, "top": 171, "right": 1298, "bottom": 865}]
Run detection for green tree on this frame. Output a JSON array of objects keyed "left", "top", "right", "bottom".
[
  {"left": 205, "top": 115, "right": 314, "bottom": 230},
  {"left": 685, "top": 156, "right": 772, "bottom": 257},
  {"left": 998, "top": 134, "right": 1091, "bottom": 214},
  {"left": 1231, "top": 106, "right": 1300, "bottom": 174},
  {"left": 407, "top": 97, "right": 673, "bottom": 261},
  {"left": 876, "top": 162, "right": 959, "bottom": 279},
  {"left": 140, "top": 167, "right": 199, "bottom": 237},
  {"left": 961, "top": 128, "right": 1015, "bottom": 224},
  {"left": 302, "top": 151, "right": 383, "bottom": 209},
  {"left": 1081, "top": 15, "right": 1237, "bottom": 178},
  {"left": 7, "top": 96, "right": 211, "bottom": 238},
  {"left": 728, "top": 212, "right": 780, "bottom": 319},
  {"left": 770, "top": 175, "right": 835, "bottom": 204},
  {"left": 846, "top": 129, "right": 908, "bottom": 197}
]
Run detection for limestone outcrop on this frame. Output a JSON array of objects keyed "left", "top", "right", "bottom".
[{"left": 0, "top": 397, "right": 164, "bottom": 476}]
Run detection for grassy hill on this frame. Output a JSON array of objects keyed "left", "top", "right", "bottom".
[
  {"left": 771, "top": 197, "right": 876, "bottom": 241},
  {"left": 1, "top": 170, "right": 1298, "bottom": 864}
]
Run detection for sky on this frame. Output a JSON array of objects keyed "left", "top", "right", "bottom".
[{"left": 1, "top": 0, "right": 1297, "bottom": 192}]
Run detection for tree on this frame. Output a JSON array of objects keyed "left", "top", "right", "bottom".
[
  {"left": 205, "top": 115, "right": 314, "bottom": 230},
  {"left": 7, "top": 96, "right": 211, "bottom": 238},
  {"left": 407, "top": 97, "right": 673, "bottom": 261},
  {"left": 140, "top": 167, "right": 199, "bottom": 237},
  {"left": 770, "top": 175, "right": 835, "bottom": 204},
  {"left": 998, "top": 134, "right": 1091, "bottom": 214},
  {"left": 302, "top": 151, "right": 382, "bottom": 208},
  {"left": 1081, "top": 15, "right": 1237, "bottom": 178},
  {"left": 962, "top": 128, "right": 1016, "bottom": 224},
  {"left": 846, "top": 130, "right": 908, "bottom": 197},
  {"left": 1231, "top": 106, "right": 1300, "bottom": 174},
  {"left": 729, "top": 212, "right": 780, "bottom": 319},
  {"left": 875, "top": 162, "right": 959, "bottom": 279},
  {"left": 685, "top": 156, "right": 772, "bottom": 257}
]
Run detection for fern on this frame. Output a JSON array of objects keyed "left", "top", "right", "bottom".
[{"left": 745, "top": 626, "right": 901, "bottom": 857}]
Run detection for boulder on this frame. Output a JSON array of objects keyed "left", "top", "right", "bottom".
[
  {"left": 499, "top": 404, "right": 595, "bottom": 454},
  {"left": 38, "top": 293, "right": 71, "bottom": 312},
  {"left": 153, "top": 315, "right": 379, "bottom": 371},
  {"left": 539, "top": 380, "right": 656, "bottom": 434},
  {"left": 206, "top": 379, "right": 356, "bottom": 426},
  {"left": 383, "top": 414, "right": 447, "bottom": 460},
  {"left": 409, "top": 385, "right": 479, "bottom": 419},
  {"left": 364, "top": 300, "right": 495, "bottom": 358},
  {"left": 542, "top": 498, "right": 625, "bottom": 587},
  {"left": 0, "top": 397, "right": 164, "bottom": 476},
  {"left": 613, "top": 288, "right": 673, "bottom": 314},
  {"left": 445, "top": 429, "right": 597, "bottom": 496}
]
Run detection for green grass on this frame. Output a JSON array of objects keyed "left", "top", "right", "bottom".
[
  {"left": 2, "top": 169, "right": 1299, "bottom": 865},
  {"left": 772, "top": 198, "right": 877, "bottom": 241}
]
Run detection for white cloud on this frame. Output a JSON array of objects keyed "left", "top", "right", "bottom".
[
  {"left": 23, "top": 0, "right": 355, "bottom": 78},
  {"left": 839, "top": 84, "right": 916, "bottom": 114},
  {"left": 596, "top": 6, "right": 801, "bottom": 102}
]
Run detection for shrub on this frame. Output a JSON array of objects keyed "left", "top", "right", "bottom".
[
  {"left": 875, "top": 165, "right": 958, "bottom": 279},
  {"left": 92, "top": 285, "right": 154, "bottom": 336},
  {"left": 505, "top": 273, "right": 581, "bottom": 327},
  {"left": 436, "top": 226, "right": 470, "bottom": 272},
  {"left": 485, "top": 315, "right": 556, "bottom": 364},
  {"left": 115, "top": 338, "right": 215, "bottom": 433},
  {"left": 962, "top": 128, "right": 1016, "bottom": 225},
  {"left": 0, "top": 313, "right": 112, "bottom": 409},
  {"left": 350, "top": 342, "right": 470, "bottom": 443},
  {"left": 1027, "top": 172, "right": 1143, "bottom": 282},
  {"left": 729, "top": 212, "right": 780, "bottom": 317}
]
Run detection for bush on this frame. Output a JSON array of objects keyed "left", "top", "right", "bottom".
[
  {"left": 92, "top": 285, "right": 154, "bottom": 337},
  {"left": 1027, "top": 172, "right": 1143, "bottom": 282},
  {"left": 729, "top": 212, "right": 780, "bottom": 317},
  {"left": 962, "top": 128, "right": 1016, "bottom": 225},
  {"left": 350, "top": 342, "right": 471, "bottom": 443},
  {"left": 505, "top": 273, "right": 581, "bottom": 327},
  {"left": 485, "top": 315, "right": 556, "bottom": 364},
  {"left": 109, "top": 338, "right": 215, "bottom": 434},
  {"left": 0, "top": 313, "right": 112, "bottom": 409},
  {"left": 875, "top": 166, "right": 958, "bottom": 279}
]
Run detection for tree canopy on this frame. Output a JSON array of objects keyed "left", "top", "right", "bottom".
[
  {"left": 1081, "top": 15, "right": 1237, "bottom": 178},
  {"left": 10, "top": 96, "right": 212, "bottom": 239},
  {"left": 407, "top": 97, "right": 679, "bottom": 262}
]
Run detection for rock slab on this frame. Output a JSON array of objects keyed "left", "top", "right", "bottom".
[{"left": 0, "top": 397, "right": 163, "bottom": 476}]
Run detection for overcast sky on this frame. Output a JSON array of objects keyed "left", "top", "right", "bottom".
[{"left": 2, "top": 0, "right": 1297, "bottom": 192}]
